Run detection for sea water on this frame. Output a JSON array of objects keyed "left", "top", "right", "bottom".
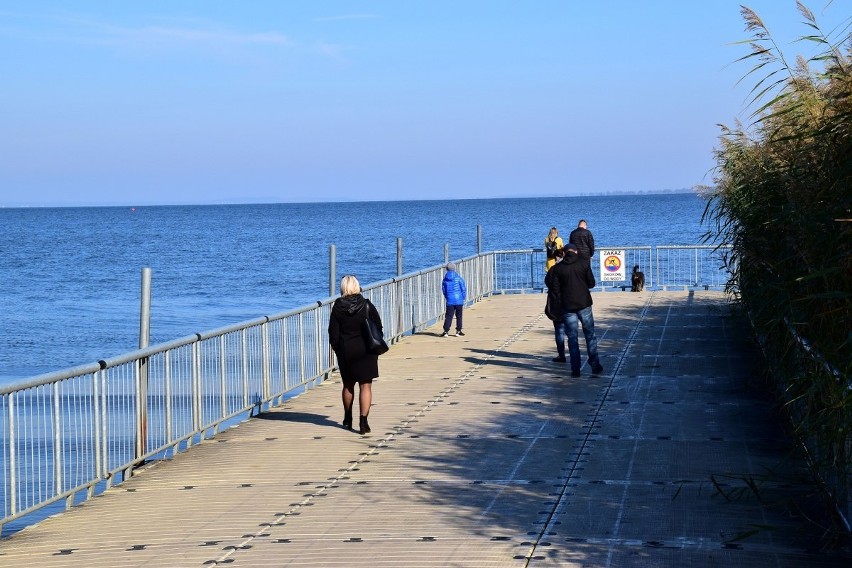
[{"left": 0, "top": 194, "right": 709, "bottom": 384}]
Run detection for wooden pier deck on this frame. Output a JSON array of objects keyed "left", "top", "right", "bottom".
[{"left": 0, "top": 292, "right": 847, "bottom": 567}]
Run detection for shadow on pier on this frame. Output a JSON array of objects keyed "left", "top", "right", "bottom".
[{"left": 0, "top": 292, "right": 848, "bottom": 567}]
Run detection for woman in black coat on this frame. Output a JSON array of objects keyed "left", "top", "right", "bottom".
[{"left": 328, "top": 275, "right": 383, "bottom": 435}]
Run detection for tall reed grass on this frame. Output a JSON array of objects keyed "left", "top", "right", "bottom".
[{"left": 704, "top": 1, "right": 851, "bottom": 537}]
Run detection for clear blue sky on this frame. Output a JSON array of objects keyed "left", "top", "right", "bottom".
[{"left": 1, "top": 1, "right": 849, "bottom": 206}]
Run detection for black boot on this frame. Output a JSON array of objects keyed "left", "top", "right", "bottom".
[
  {"left": 343, "top": 410, "right": 353, "bottom": 430},
  {"left": 359, "top": 415, "right": 371, "bottom": 435}
]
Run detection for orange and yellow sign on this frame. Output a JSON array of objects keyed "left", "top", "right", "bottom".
[{"left": 599, "top": 250, "right": 626, "bottom": 282}]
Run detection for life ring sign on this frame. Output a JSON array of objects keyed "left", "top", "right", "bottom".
[{"left": 599, "top": 250, "right": 626, "bottom": 282}]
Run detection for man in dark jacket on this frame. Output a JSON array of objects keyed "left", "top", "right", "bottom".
[
  {"left": 550, "top": 242, "right": 604, "bottom": 377},
  {"left": 569, "top": 219, "right": 595, "bottom": 259}
]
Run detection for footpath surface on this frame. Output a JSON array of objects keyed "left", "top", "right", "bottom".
[{"left": 0, "top": 291, "right": 848, "bottom": 567}]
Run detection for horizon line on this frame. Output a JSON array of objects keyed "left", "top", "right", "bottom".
[{"left": 0, "top": 188, "right": 699, "bottom": 209}]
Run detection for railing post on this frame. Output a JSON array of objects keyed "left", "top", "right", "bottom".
[
  {"left": 241, "top": 329, "right": 250, "bottom": 411},
  {"left": 191, "top": 342, "right": 201, "bottom": 444},
  {"left": 694, "top": 248, "right": 699, "bottom": 287},
  {"left": 7, "top": 392, "right": 16, "bottom": 515},
  {"left": 329, "top": 244, "right": 336, "bottom": 298},
  {"left": 530, "top": 252, "right": 535, "bottom": 292},
  {"left": 314, "top": 309, "right": 322, "bottom": 384},
  {"left": 219, "top": 335, "right": 227, "bottom": 425},
  {"left": 92, "top": 371, "right": 102, "bottom": 493},
  {"left": 297, "top": 313, "right": 306, "bottom": 386},
  {"left": 327, "top": 244, "right": 336, "bottom": 376},
  {"left": 99, "top": 370, "right": 109, "bottom": 484},
  {"left": 164, "top": 351, "right": 172, "bottom": 444},
  {"left": 444, "top": 243, "right": 449, "bottom": 265},
  {"left": 397, "top": 237, "right": 403, "bottom": 276},
  {"left": 262, "top": 322, "right": 271, "bottom": 402},
  {"left": 52, "top": 382, "right": 63, "bottom": 504},
  {"left": 281, "top": 319, "right": 290, "bottom": 394},
  {"left": 476, "top": 225, "right": 482, "bottom": 254},
  {"left": 139, "top": 268, "right": 151, "bottom": 349},
  {"left": 136, "top": 267, "right": 151, "bottom": 461},
  {"left": 655, "top": 247, "right": 660, "bottom": 290}
]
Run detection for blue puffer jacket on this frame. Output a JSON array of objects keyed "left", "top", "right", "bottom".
[{"left": 442, "top": 270, "right": 467, "bottom": 306}]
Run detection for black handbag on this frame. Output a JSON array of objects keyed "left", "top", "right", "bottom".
[
  {"left": 361, "top": 302, "right": 389, "bottom": 355},
  {"left": 544, "top": 291, "right": 562, "bottom": 322}
]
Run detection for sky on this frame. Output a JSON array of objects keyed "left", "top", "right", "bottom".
[{"left": 1, "top": 1, "right": 850, "bottom": 207}]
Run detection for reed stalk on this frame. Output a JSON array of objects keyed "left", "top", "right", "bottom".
[{"left": 704, "top": 1, "right": 852, "bottom": 540}]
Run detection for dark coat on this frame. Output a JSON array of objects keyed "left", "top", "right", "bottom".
[
  {"left": 328, "top": 294, "right": 382, "bottom": 385},
  {"left": 569, "top": 227, "right": 595, "bottom": 259},
  {"left": 549, "top": 252, "right": 595, "bottom": 312},
  {"left": 544, "top": 264, "right": 564, "bottom": 322}
]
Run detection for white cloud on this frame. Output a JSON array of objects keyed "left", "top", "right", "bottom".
[
  {"left": 117, "top": 25, "right": 291, "bottom": 47},
  {"left": 317, "top": 41, "right": 351, "bottom": 61},
  {"left": 0, "top": 11, "right": 291, "bottom": 50}
]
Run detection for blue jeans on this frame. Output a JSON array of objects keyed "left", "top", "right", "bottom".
[
  {"left": 553, "top": 320, "right": 566, "bottom": 359},
  {"left": 563, "top": 306, "right": 601, "bottom": 374}
]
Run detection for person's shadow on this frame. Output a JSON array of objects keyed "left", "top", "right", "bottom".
[{"left": 256, "top": 410, "right": 339, "bottom": 429}]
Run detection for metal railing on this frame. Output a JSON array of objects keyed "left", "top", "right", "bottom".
[
  {"left": 503, "top": 245, "right": 731, "bottom": 292},
  {"left": 0, "top": 245, "right": 730, "bottom": 534}
]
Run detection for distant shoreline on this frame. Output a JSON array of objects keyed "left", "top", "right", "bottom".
[{"left": 0, "top": 188, "right": 699, "bottom": 209}]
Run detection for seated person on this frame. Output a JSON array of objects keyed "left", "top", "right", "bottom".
[{"left": 631, "top": 265, "right": 645, "bottom": 292}]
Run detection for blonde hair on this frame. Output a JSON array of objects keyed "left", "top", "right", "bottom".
[
  {"left": 340, "top": 275, "right": 361, "bottom": 297},
  {"left": 547, "top": 227, "right": 558, "bottom": 240}
]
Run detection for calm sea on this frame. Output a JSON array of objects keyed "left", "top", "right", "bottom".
[{"left": 0, "top": 194, "right": 708, "bottom": 384}]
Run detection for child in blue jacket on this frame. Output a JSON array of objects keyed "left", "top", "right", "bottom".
[{"left": 441, "top": 262, "right": 467, "bottom": 337}]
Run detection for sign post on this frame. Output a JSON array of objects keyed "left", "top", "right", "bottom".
[{"left": 600, "top": 250, "right": 626, "bottom": 284}]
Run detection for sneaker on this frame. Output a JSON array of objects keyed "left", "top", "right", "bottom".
[
  {"left": 591, "top": 364, "right": 604, "bottom": 375},
  {"left": 440, "top": 331, "right": 449, "bottom": 337},
  {"left": 551, "top": 356, "right": 566, "bottom": 363},
  {"left": 571, "top": 370, "right": 582, "bottom": 378},
  {"left": 456, "top": 330, "right": 465, "bottom": 336}
]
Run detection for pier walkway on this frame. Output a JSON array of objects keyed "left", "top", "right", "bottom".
[{"left": 0, "top": 292, "right": 847, "bottom": 567}]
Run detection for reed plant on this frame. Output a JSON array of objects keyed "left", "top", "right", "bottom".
[{"left": 704, "top": 2, "right": 851, "bottom": 535}]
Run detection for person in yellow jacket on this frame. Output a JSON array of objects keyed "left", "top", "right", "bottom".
[{"left": 544, "top": 226, "right": 563, "bottom": 272}]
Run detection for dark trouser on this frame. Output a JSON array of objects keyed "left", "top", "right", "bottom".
[
  {"left": 443, "top": 304, "right": 463, "bottom": 332},
  {"left": 553, "top": 319, "right": 566, "bottom": 359}
]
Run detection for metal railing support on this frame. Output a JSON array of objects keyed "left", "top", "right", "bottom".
[
  {"left": 219, "top": 335, "right": 227, "bottom": 422},
  {"left": 191, "top": 342, "right": 201, "bottom": 445},
  {"left": 52, "top": 382, "right": 63, "bottom": 504},
  {"left": 136, "top": 268, "right": 151, "bottom": 461},
  {"left": 92, "top": 371, "right": 102, "bottom": 495},
  {"left": 262, "top": 322, "right": 271, "bottom": 402},
  {"left": 397, "top": 237, "right": 403, "bottom": 276},
  {"left": 329, "top": 244, "right": 336, "bottom": 298}
]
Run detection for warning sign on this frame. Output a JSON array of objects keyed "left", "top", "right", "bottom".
[{"left": 600, "top": 250, "right": 625, "bottom": 282}]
